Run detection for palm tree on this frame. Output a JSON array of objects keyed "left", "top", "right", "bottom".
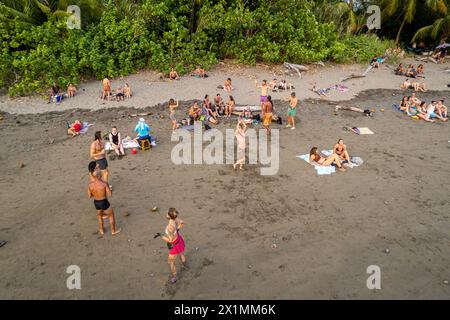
[
  {"left": 380, "top": 0, "right": 448, "bottom": 44},
  {"left": 412, "top": 14, "right": 450, "bottom": 42}
]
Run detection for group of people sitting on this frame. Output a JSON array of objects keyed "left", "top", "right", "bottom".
[
  {"left": 48, "top": 81, "right": 77, "bottom": 104},
  {"left": 400, "top": 78, "right": 427, "bottom": 92},
  {"left": 398, "top": 94, "right": 448, "bottom": 122},
  {"left": 101, "top": 77, "right": 132, "bottom": 101},
  {"left": 309, "top": 139, "right": 352, "bottom": 172},
  {"left": 269, "top": 78, "right": 294, "bottom": 92},
  {"left": 395, "top": 63, "right": 424, "bottom": 78}
]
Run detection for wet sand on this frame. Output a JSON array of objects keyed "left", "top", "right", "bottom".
[{"left": 1, "top": 88, "right": 449, "bottom": 299}]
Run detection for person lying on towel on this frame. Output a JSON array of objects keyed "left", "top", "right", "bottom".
[{"left": 309, "top": 147, "right": 346, "bottom": 172}]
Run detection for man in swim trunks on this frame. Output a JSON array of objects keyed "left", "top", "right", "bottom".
[
  {"left": 87, "top": 161, "right": 121, "bottom": 236},
  {"left": 102, "top": 77, "right": 111, "bottom": 100},
  {"left": 90, "top": 131, "right": 110, "bottom": 187},
  {"left": 286, "top": 92, "right": 298, "bottom": 130},
  {"left": 255, "top": 79, "right": 268, "bottom": 109},
  {"left": 262, "top": 96, "right": 273, "bottom": 136}
]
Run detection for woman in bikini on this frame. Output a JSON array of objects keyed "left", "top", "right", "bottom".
[
  {"left": 399, "top": 95, "right": 409, "bottom": 111},
  {"left": 262, "top": 96, "right": 273, "bottom": 136},
  {"left": 225, "top": 95, "right": 235, "bottom": 118},
  {"left": 309, "top": 147, "right": 346, "bottom": 172},
  {"left": 161, "top": 208, "right": 187, "bottom": 284},
  {"left": 333, "top": 139, "right": 351, "bottom": 163},
  {"left": 102, "top": 78, "right": 111, "bottom": 100},
  {"left": 124, "top": 83, "right": 132, "bottom": 99},
  {"left": 169, "top": 67, "right": 180, "bottom": 80},
  {"left": 67, "top": 83, "right": 77, "bottom": 98},
  {"left": 223, "top": 78, "right": 233, "bottom": 92},
  {"left": 168, "top": 98, "right": 179, "bottom": 131},
  {"left": 415, "top": 101, "right": 435, "bottom": 122}
]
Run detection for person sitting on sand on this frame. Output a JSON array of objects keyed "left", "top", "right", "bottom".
[
  {"left": 188, "top": 101, "right": 202, "bottom": 124},
  {"left": 223, "top": 78, "right": 233, "bottom": 92},
  {"left": 134, "top": 118, "right": 157, "bottom": 146},
  {"left": 225, "top": 95, "right": 235, "bottom": 118},
  {"left": 405, "top": 64, "right": 416, "bottom": 78},
  {"left": 425, "top": 101, "right": 448, "bottom": 121},
  {"left": 201, "top": 103, "right": 218, "bottom": 124},
  {"left": 410, "top": 92, "right": 421, "bottom": 104},
  {"left": 48, "top": 81, "right": 60, "bottom": 103},
  {"left": 240, "top": 106, "right": 253, "bottom": 125},
  {"left": 124, "top": 83, "right": 132, "bottom": 99},
  {"left": 401, "top": 79, "right": 427, "bottom": 92},
  {"left": 394, "top": 63, "right": 405, "bottom": 76},
  {"left": 436, "top": 100, "right": 448, "bottom": 119},
  {"left": 269, "top": 78, "right": 278, "bottom": 91},
  {"left": 109, "top": 126, "right": 125, "bottom": 158},
  {"left": 370, "top": 56, "right": 380, "bottom": 68},
  {"left": 67, "top": 83, "right": 77, "bottom": 98},
  {"left": 193, "top": 66, "right": 207, "bottom": 78},
  {"left": 203, "top": 94, "right": 218, "bottom": 119},
  {"left": 309, "top": 147, "right": 346, "bottom": 172},
  {"left": 399, "top": 96, "right": 409, "bottom": 112},
  {"left": 169, "top": 67, "right": 180, "bottom": 80},
  {"left": 68, "top": 120, "right": 82, "bottom": 137},
  {"left": 215, "top": 93, "right": 225, "bottom": 116},
  {"left": 333, "top": 139, "right": 351, "bottom": 163},
  {"left": 415, "top": 101, "right": 435, "bottom": 122},
  {"left": 416, "top": 64, "right": 424, "bottom": 76},
  {"left": 169, "top": 98, "right": 180, "bottom": 131},
  {"left": 102, "top": 77, "right": 111, "bottom": 100},
  {"left": 115, "top": 86, "right": 125, "bottom": 102}
]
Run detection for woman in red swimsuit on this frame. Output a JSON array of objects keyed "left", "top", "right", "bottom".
[{"left": 161, "top": 208, "right": 187, "bottom": 284}]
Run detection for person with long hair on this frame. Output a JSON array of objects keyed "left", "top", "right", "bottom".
[
  {"left": 161, "top": 208, "right": 187, "bottom": 284},
  {"left": 225, "top": 95, "right": 235, "bottom": 118},
  {"left": 168, "top": 98, "right": 180, "bottom": 131},
  {"left": 309, "top": 147, "right": 346, "bottom": 172},
  {"left": 333, "top": 139, "right": 351, "bottom": 163},
  {"left": 234, "top": 120, "right": 247, "bottom": 170}
]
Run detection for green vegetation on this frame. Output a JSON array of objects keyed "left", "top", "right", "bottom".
[{"left": 0, "top": 0, "right": 445, "bottom": 96}]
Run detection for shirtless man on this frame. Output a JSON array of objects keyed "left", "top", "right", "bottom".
[
  {"left": 286, "top": 92, "right": 298, "bottom": 130},
  {"left": 169, "top": 68, "right": 180, "bottom": 80},
  {"left": 90, "top": 131, "right": 110, "bottom": 188},
  {"left": 87, "top": 161, "right": 121, "bottom": 236},
  {"left": 102, "top": 77, "right": 111, "bottom": 100},
  {"left": 223, "top": 78, "right": 233, "bottom": 92},
  {"left": 262, "top": 96, "right": 273, "bottom": 136},
  {"left": 255, "top": 80, "right": 268, "bottom": 109}
]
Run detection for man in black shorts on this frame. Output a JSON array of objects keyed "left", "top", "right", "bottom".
[
  {"left": 87, "top": 161, "right": 120, "bottom": 236},
  {"left": 90, "top": 131, "right": 110, "bottom": 188}
]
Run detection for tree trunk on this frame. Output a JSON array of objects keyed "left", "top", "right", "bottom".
[{"left": 396, "top": 16, "right": 407, "bottom": 44}]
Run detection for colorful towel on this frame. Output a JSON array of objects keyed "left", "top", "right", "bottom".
[
  {"left": 105, "top": 137, "right": 139, "bottom": 151},
  {"left": 79, "top": 122, "right": 94, "bottom": 134}
]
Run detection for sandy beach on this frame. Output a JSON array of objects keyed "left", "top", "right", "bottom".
[{"left": 0, "top": 59, "right": 450, "bottom": 299}]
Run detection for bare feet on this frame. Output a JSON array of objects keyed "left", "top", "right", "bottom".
[
  {"left": 111, "top": 228, "right": 121, "bottom": 236},
  {"left": 99, "top": 229, "right": 105, "bottom": 236},
  {"left": 338, "top": 167, "right": 346, "bottom": 172}
]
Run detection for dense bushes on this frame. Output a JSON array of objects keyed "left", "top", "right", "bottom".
[{"left": 0, "top": 0, "right": 394, "bottom": 97}]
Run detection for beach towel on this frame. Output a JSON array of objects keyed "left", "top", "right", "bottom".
[
  {"left": 79, "top": 122, "right": 94, "bottom": 134},
  {"left": 297, "top": 151, "right": 363, "bottom": 175},
  {"left": 105, "top": 137, "right": 139, "bottom": 151},
  {"left": 343, "top": 126, "right": 374, "bottom": 135}
]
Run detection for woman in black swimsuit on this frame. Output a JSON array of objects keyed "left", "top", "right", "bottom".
[{"left": 109, "top": 126, "right": 125, "bottom": 158}]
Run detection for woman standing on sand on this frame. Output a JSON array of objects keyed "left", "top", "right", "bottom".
[
  {"left": 161, "top": 208, "right": 187, "bottom": 284},
  {"left": 234, "top": 120, "right": 247, "bottom": 170},
  {"left": 168, "top": 98, "right": 179, "bottom": 131}
]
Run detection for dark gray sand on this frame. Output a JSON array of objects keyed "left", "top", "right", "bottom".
[{"left": 0, "top": 89, "right": 449, "bottom": 299}]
